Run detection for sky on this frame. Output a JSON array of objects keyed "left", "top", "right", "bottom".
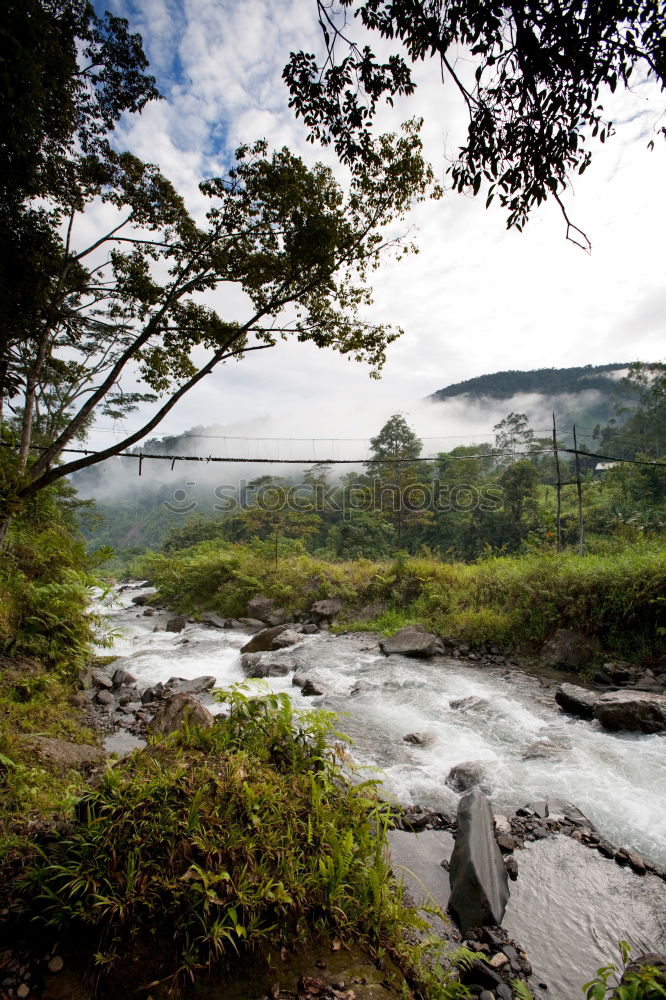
[{"left": 83, "top": 0, "right": 666, "bottom": 460}]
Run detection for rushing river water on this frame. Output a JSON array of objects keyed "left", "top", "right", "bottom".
[
  {"left": 100, "top": 585, "right": 666, "bottom": 866},
  {"left": 97, "top": 585, "right": 666, "bottom": 999}
]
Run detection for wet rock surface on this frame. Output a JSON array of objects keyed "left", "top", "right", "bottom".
[
  {"left": 379, "top": 625, "right": 439, "bottom": 658},
  {"left": 448, "top": 788, "right": 510, "bottom": 933},
  {"left": 147, "top": 692, "right": 214, "bottom": 736},
  {"left": 593, "top": 689, "right": 666, "bottom": 733},
  {"left": 555, "top": 682, "right": 599, "bottom": 718}
]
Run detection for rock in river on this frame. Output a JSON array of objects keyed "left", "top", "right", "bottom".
[
  {"left": 593, "top": 690, "right": 666, "bottom": 734},
  {"left": 555, "top": 682, "right": 599, "bottom": 719},
  {"left": 446, "top": 760, "right": 492, "bottom": 794},
  {"left": 448, "top": 787, "right": 510, "bottom": 933},
  {"left": 379, "top": 624, "right": 439, "bottom": 658},
  {"left": 241, "top": 624, "right": 295, "bottom": 654}
]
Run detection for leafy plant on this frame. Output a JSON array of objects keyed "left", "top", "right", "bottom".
[{"left": 584, "top": 942, "right": 666, "bottom": 1000}]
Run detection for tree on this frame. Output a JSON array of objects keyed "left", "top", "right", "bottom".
[
  {"left": 285, "top": 0, "right": 666, "bottom": 248},
  {"left": 0, "top": 0, "right": 160, "bottom": 403},
  {"left": 493, "top": 412, "right": 536, "bottom": 461},
  {"left": 365, "top": 413, "right": 426, "bottom": 542},
  {"left": 0, "top": 0, "right": 438, "bottom": 542}
]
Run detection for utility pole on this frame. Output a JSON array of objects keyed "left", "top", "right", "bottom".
[
  {"left": 573, "top": 425, "right": 584, "bottom": 555},
  {"left": 552, "top": 413, "right": 562, "bottom": 552}
]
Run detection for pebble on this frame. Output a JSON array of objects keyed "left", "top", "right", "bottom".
[
  {"left": 17, "top": 985, "right": 30, "bottom": 999},
  {"left": 47, "top": 955, "right": 64, "bottom": 972}
]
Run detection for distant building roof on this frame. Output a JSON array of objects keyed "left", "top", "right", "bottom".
[{"left": 594, "top": 462, "right": 618, "bottom": 471}]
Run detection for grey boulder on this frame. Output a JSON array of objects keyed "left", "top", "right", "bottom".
[
  {"left": 446, "top": 760, "right": 492, "bottom": 794},
  {"left": 148, "top": 693, "right": 214, "bottom": 736},
  {"left": 593, "top": 690, "right": 666, "bottom": 734},
  {"left": 379, "top": 624, "right": 439, "bottom": 658},
  {"left": 165, "top": 615, "right": 188, "bottom": 633},
  {"left": 245, "top": 595, "right": 291, "bottom": 625},
  {"left": 448, "top": 787, "right": 510, "bottom": 933},
  {"left": 241, "top": 624, "right": 295, "bottom": 654},
  {"left": 166, "top": 675, "right": 216, "bottom": 695},
  {"left": 310, "top": 598, "right": 344, "bottom": 620},
  {"left": 541, "top": 629, "right": 601, "bottom": 671},
  {"left": 555, "top": 682, "right": 599, "bottom": 719}
]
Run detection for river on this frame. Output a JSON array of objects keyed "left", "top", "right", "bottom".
[{"left": 97, "top": 585, "right": 666, "bottom": 998}]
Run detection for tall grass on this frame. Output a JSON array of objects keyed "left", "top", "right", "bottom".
[
  {"left": 18, "top": 688, "right": 468, "bottom": 996},
  {"left": 134, "top": 539, "right": 666, "bottom": 661}
]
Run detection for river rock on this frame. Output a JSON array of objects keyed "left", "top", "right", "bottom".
[
  {"left": 446, "top": 760, "right": 492, "bottom": 794},
  {"left": 593, "top": 690, "right": 666, "bottom": 733},
  {"left": 271, "top": 628, "right": 302, "bottom": 649},
  {"left": 148, "top": 693, "right": 214, "bottom": 736},
  {"left": 448, "top": 787, "right": 510, "bottom": 933},
  {"left": 545, "top": 799, "right": 590, "bottom": 825},
  {"left": 403, "top": 731, "right": 435, "bottom": 746},
  {"left": 555, "top": 682, "right": 599, "bottom": 719},
  {"left": 309, "top": 598, "right": 344, "bottom": 621},
  {"left": 236, "top": 617, "right": 265, "bottom": 631},
  {"left": 521, "top": 738, "right": 569, "bottom": 761},
  {"left": 241, "top": 654, "right": 294, "bottom": 678},
  {"left": 96, "top": 689, "right": 115, "bottom": 705},
  {"left": 246, "top": 595, "right": 290, "bottom": 626},
  {"left": 131, "top": 593, "right": 151, "bottom": 606},
  {"left": 24, "top": 736, "right": 106, "bottom": 770},
  {"left": 165, "top": 675, "right": 216, "bottom": 695},
  {"left": 301, "top": 623, "right": 319, "bottom": 634},
  {"left": 112, "top": 667, "right": 136, "bottom": 688},
  {"left": 241, "top": 624, "right": 293, "bottom": 653},
  {"left": 541, "top": 629, "right": 601, "bottom": 671},
  {"left": 350, "top": 680, "right": 377, "bottom": 696},
  {"left": 379, "top": 624, "right": 439, "bottom": 658},
  {"left": 246, "top": 595, "right": 279, "bottom": 622},
  {"left": 202, "top": 613, "right": 228, "bottom": 629},
  {"left": 165, "top": 615, "right": 188, "bottom": 633},
  {"left": 301, "top": 678, "right": 324, "bottom": 697},
  {"left": 91, "top": 669, "right": 113, "bottom": 689},
  {"left": 622, "top": 953, "right": 666, "bottom": 989},
  {"left": 449, "top": 695, "right": 488, "bottom": 712}
]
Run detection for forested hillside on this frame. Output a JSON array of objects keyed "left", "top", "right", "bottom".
[{"left": 77, "top": 363, "right": 666, "bottom": 565}]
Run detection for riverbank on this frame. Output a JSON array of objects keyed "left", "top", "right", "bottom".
[{"left": 131, "top": 540, "right": 666, "bottom": 665}]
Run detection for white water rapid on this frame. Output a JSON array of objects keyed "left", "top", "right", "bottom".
[{"left": 95, "top": 585, "right": 666, "bottom": 998}]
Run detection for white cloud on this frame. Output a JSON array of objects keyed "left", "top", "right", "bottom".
[{"left": 85, "top": 0, "right": 665, "bottom": 465}]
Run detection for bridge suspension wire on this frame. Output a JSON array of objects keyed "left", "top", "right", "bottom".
[{"left": 1, "top": 440, "right": 664, "bottom": 468}]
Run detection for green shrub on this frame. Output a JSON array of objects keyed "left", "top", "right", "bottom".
[{"left": 20, "top": 688, "right": 453, "bottom": 992}]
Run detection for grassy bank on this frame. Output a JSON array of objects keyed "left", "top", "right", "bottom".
[
  {"left": 17, "top": 688, "right": 469, "bottom": 999},
  {"left": 133, "top": 539, "right": 666, "bottom": 662}
]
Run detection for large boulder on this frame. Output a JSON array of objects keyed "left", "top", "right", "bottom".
[
  {"left": 240, "top": 653, "right": 295, "bottom": 678},
  {"left": 24, "top": 736, "right": 106, "bottom": 770},
  {"left": 593, "top": 690, "right": 666, "bottom": 734},
  {"left": 310, "top": 598, "right": 344, "bottom": 621},
  {"left": 555, "top": 682, "right": 600, "bottom": 719},
  {"left": 241, "top": 624, "right": 293, "bottom": 654},
  {"left": 165, "top": 615, "right": 188, "bottom": 633},
  {"left": 201, "top": 613, "right": 228, "bottom": 629},
  {"left": 165, "top": 675, "right": 216, "bottom": 695},
  {"left": 379, "top": 625, "right": 439, "bottom": 658},
  {"left": 446, "top": 760, "right": 492, "bottom": 794},
  {"left": 148, "top": 693, "right": 214, "bottom": 736},
  {"left": 246, "top": 595, "right": 289, "bottom": 626},
  {"left": 271, "top": 628, "right": 302, "bottom": 649},
  {"left": 541, "top": 629, "right": 601, "bottom": 671},
  {"left": 448, "top": 788, "right": 510, "bottom": 933}
]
